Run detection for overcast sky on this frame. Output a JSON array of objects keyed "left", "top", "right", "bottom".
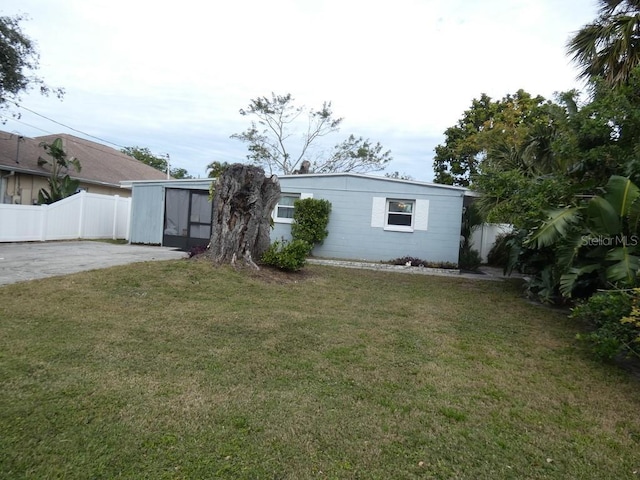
[{"left": 2, "top": 0, "right": 598, "bottom": 181}]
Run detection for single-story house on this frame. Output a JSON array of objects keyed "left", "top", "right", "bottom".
[
  {"left": 0, "top": 131, "right": 168, "bottom": 204},
  {"left": 124, "top": 173, "right": 470, "bottom": 264}
]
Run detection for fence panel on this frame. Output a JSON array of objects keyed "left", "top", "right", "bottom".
[
  {"left": 470, "top": 223, "right": 513, "bottom": 263},
  {"left": 0, "top": 192, "right": 131, "bottom": 242},
  {"left": 114, "top": 196, "right": 131, "bottom": 239},
  {"left": 44, "top": 194, "right": 85, "bottom": 240},
  {"left": 0, "top": 204, "right": 43, "bottom": 242}
]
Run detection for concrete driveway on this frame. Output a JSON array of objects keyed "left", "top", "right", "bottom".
[{"left": 0, "top": 241, "right": 187, "bottom": 286}]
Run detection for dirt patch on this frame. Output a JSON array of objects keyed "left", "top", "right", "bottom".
[{"left": 187, "top": 252, "right": 314, "bottom": 285}]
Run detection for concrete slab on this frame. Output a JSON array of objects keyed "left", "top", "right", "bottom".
[{"left": 0, "top": 241, "right": 187, "bottom": 286}]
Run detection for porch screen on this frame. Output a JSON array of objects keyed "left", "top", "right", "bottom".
[
  {"left": 164, "top": 189, "right": 190, "bottom": 236},
  {"left": 190, "top": 193, "right": 212, "bottom": 239}
]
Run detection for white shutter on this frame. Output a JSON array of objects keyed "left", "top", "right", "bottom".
[
  {"left": 414, "top": 199, "right": 429, "bottom": 231},
  {"left": 371, "top": 197, "right": 386, "bottom": 228}
]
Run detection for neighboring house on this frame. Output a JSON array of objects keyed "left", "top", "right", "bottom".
[
  {"left": 124, "top": 173, "right": 470, "bottom": 264},
  {"left": 0, "top": 131, "right": 168, "bottom": 204}
]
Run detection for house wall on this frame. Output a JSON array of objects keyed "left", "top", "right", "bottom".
[
  {"left": 129, "top": 184, "right": 165, "bottom": 245},
  {"left": 272, "top": 175, "right": 465, "bottom": 264},
  {"left": 126, "top": 175, "right": 466, "bottom": 263},
  {"left": 2, "top": 172, "right": 129, "bottom": 205}
]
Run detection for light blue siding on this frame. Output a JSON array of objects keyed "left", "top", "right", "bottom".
[
  {"left": 273, "top": 175, "right": 465, "bottom": 264},
  {"left": 127, "top": 174, "right": 467, "bottom": 264},
  {"left": 129, "top": 185, "right": 165, "bottom": 244}
]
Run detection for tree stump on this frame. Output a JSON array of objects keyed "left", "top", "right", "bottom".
[{"left": 208, "top": 164, "right": 281, "bottom": 268}]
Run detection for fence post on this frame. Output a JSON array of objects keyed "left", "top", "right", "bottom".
[
  {"left": 39, "top": 204, "right": 48, "bottom": 241},
  {"left": 77, "top": 191, "right": 86, "bottom": 239},
  {"left": 112, "top": 195, "right": 119, "bottom": 240},
  {"left": 125, "top": 197, "right": 131, "bottom": 242}
]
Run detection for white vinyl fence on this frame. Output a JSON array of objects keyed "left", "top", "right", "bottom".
[
  {"left": 470, "top": 223, "right": 513, "bottom": 263},
  {"left": 0, "top": 192, "right": 131, "bottom": 243}
]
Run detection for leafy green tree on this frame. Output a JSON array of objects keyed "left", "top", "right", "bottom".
[
  {"left": 320, "top": 135, "right": 392, "bottom": 174},
  {"left": 567, "top": 0, "right": 640, "bottom": 89},
  {"left": 527, "top": 175, "right": 640, "bottom": 299},
  {"left": 474, "top": 167, "right": 576, "bottom": 229},
  {"left": 122, "top": 146, "right": 166, "bottom": 170},
  {"left": 169, "top": 168, "right": 192, "bottom": 180},
  {"left": 568, "top": 71, "right": 640, "bottom": 186},
  {"left": 37, "top": 138, "right": 81, "bottom": 204},
  {"left": 206, "top": 161, "right": 230, "bottom": 178},
  {"left": 0, "top": 14, "right": 64, "bottom": 116},
  {"left": 121, "top": 146, "right": 192, "bottom": 179},
  {"left": 433, "top": 90, "right": 559, "bottom": 186},
  {"left": 231, "top": 93, "right": 392, "bottom": 175}
]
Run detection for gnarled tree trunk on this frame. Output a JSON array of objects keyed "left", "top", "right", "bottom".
[{"left": 208, "top": 164, "right": 280, "bottom": 268}]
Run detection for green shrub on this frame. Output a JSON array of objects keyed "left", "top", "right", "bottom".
[
  {"left": 261, "top": 239, "right": 311, "bottom": 271},
  {"left": 291, "top": 198, "right": 332, "bottom": 246},
  {"left": 487, "top": 232, "right": 513, "bottom": 268},
  {"left": 570, "top": 290, "right": 639, "bottom": 360},
  {"left": 459, "top": 248, "right": 482, "bottom": 271}
]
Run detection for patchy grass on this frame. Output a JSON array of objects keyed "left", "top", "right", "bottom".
[{"left": 1, "top": 260, "right": 639, "bottom": 479}]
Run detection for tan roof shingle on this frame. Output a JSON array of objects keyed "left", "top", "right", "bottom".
[{"left": 0, "top": 131, "right": 169, "bottom": 186}]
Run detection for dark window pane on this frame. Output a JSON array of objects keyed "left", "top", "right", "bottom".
[
  {"left": 278, "top": 206, "right": 294, "bottom": 218},
  {"left": 388, "top": 213, "right": 412, "bottom": 226}
]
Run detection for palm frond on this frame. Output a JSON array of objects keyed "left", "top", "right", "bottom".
[
  {"left": 587, "top": 196, "right": 622, "bottom": 235},
  {"left": 567, "top": 4, "right": 640, "bottom": 88},
  {"left": 605, "top": 246, "right": 640, "bottom": 284},
  {"left": 604, "top": 175, "right": 640, "bottom": 218},
  {"left": 627, "top": 196, "right": 640, "bottom": 233},
  {"left": 560, "top": 264, "right": 601, "bottom": 297},
  {"left": 526, "top": 207, "right": 581, "bottom": 249},
  {"left": 555, "top": 230, "right": 589, "bottom": 270}
]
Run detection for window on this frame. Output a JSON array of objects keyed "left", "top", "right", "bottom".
[
  {"left": 276, "top": 194, "right": 299, "bottom": 222},
  {"left": 387, "top": 200, "right": 414, "bottom": 228},
  {"left": 371, "top": 197, "right": 429, "bottom": 232},
  {"left": 273, "top": 193, "right": 313, "bottom": 223}
]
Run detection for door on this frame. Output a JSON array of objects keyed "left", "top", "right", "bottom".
[{"left": 163, "top": 188, "right": 212, "bottom": 250}]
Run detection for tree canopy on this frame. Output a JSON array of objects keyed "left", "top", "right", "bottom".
[
  {"left": 206, "top": 161, "right": 230, "bottom": 178},
  {"left": 433, "top": 5, "right": 640, "bottom": 302},
  {"left": 0, "top": 14, "right": 63, "bottom": 116},
  {"left": 432, "top": 90, "right": 563, "bottom": 187},
  {"left": 121, "top": 146, "right": 192, "bottom": 179},
  {"left": 567, "top": 0, "right": 640, "bottom": 89},
  {"left": 231, "top": 93, "right": 392, "bottom": 175}
]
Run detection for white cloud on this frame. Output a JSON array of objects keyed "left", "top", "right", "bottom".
[{"left": 2, "top": 0, "right": 599, "bottom": 181}]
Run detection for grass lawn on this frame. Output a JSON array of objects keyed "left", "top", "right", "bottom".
[{"left": 1, "top": 259, "right": 639, "bottom": 479}]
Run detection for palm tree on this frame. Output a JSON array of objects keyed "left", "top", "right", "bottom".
[
  {"left": 567, "top": 0, "right": 640, "bottom": 89},
  {"left": 527, "top": 175, "right": 640, "bottom": 297}
]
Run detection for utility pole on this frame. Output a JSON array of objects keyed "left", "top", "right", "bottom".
[{"left": 15, "top": 135, "right": 23, "bottom": 163}]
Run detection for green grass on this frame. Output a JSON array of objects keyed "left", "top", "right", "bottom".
[{"left": 1, "top": 260, "right": 639, "bottom": 479}]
